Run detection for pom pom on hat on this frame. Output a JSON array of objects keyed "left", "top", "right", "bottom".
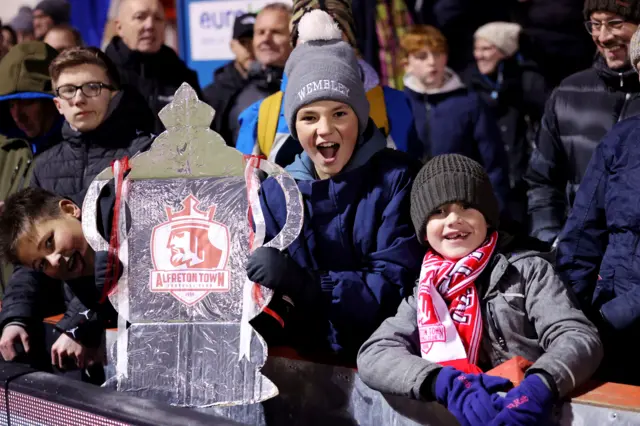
[{"left": 297, "top": 9, "right": 343, "bottom": 44}]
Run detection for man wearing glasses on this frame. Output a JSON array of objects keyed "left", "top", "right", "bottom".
[
  {"left": 0, "top": 46, "right": 154, "bottom": 383},
  {"left": 526, "top": 0, "right": 640, "bottom": 245}
]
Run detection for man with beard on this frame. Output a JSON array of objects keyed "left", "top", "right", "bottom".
[
  {"left": 105, "top": 0, "right": 201, "bottom": 133},
  {"left": 525, "top": 0, "right": 640, "bottom": 245}
]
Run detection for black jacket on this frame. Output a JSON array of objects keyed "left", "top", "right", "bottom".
[
  {"left": 525, "top": 56, "right": 640, "bottom": 243},
  {"left": 105, "top": 36, "right": 202, "bottom": 134},
  {"left": 0, "top": 88, "right": 155, "bottom": 346},
  {"left": 463, "top": 56, "right": 549, "bottom": 226},
  {"left": 202, "top": 61, "right": 247, "bottom": 145}
]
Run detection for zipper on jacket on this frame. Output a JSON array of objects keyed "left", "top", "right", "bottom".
[
  {"left": 619, "top": 72, "right": 624, "bottom": 88},
  {"left": 82, "top": 142, "right": 90, "bottom": 184},
  {"left": 423, "top": 101, "right": 432, "bottom": 160},
  {"left": 618, "top": 93, "right": 632, "bottom": 122},
  {"left": 9, "top": 157, "right": 24, "bottom": 190},
  {"left": 488, "top": 302, "right": 508, "bottom": 352},
  {"left": 17, "top": 159, "right": 32, "bottom": 190}
]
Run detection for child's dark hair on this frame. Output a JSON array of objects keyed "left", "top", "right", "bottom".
[{"left": 0, "top": 188, "right": 65, "bottom": 264}]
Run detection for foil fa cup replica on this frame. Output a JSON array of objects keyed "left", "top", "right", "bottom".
[{"left": 82, "top": 83, "right": 303, "bottom": 408}]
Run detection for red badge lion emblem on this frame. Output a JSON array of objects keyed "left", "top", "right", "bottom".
[{"left": 149, "top": 194, "right": 230, "bottom": 305}]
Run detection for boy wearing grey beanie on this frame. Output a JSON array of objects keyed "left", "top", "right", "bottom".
[{"left": 245, "top": 10, "right": 424, "bottom": 359}]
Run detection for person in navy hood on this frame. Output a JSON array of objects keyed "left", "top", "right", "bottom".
[
  {"left": 246, "top": 14, "right": 424, "bottom": 360},
  {"left": 400, "top": 25, "right": 510, "bottom": 215}
]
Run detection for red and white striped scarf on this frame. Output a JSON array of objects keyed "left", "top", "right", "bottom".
[{"left": 417, "top": 231, "right": 498, "bottom": 374}]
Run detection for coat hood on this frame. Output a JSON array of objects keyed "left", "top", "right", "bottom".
[
  {"left": 0, "top": 41, "right": 58, "bottom": 101},
  {"left": 403, "top": 68, "right": 465, "bottom": 95}
]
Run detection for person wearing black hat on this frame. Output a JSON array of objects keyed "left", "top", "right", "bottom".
[
  {"left": 525, "top": 0, "right": 640, "bottom": 245},
  {"left": 203, "top": 13, "right": 257, "bottom": 145},
  {"left": 33, "top": 0, "right": 71, "bottom": 39},
  {"left": 358, "top": 153, "right": 601, "bottom": 426}
]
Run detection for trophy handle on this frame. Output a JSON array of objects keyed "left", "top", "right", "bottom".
[
  {"left": 245, "top": 157, "right": 304, "bottom": 252},
  {"left": 82, "top": 179, "right": 111, "bottom": 253}
]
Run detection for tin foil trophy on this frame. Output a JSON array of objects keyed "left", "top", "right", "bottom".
[{"left": 82, "top": 84, "right": 304, "bottom": 407}]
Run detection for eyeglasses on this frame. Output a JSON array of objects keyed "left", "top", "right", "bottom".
[
  {"left": 584, "top": 19, "right": 626, "bottom": 35},
  {"left": 55, "top": 82, "right": 115, "bottom": 100}
]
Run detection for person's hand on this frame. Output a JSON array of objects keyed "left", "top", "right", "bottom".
[
  {"left": 51, "top": 333, "right": 86, "bottom": 369},
  {"left": 246, "top": 247, "right": 317, "bottom": 297},
  {"left": 490, "top": 374, "right": 555, "bottom": 425},
  {"left": 0, "top": 325, "right": 29, "bottom": 361},
  {"left": 434, "top": 367, "right": 512, "bottom": 426}
]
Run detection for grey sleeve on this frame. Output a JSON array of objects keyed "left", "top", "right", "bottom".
[
  {"left": 522, "top": 257, "right": 603, "bottom": 397},
  {"left": 356, "top": 287, "right": 442, "bottom": 401}
]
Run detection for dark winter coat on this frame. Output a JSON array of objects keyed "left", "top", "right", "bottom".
[
  {"left": 403, "top": 70, "right": 511, "bottom": 213},
  {"left": 202, "top": 61, "right": 247, "bottom": 145},
  {"left": 525, "top": 56, "right": 640, "bottom": 243},
  {"left": 259, "top": 123, "right": 424, "bottom": 358},
  {"left": 463, "top": 56, "right": 549, "bottom": 227},
  {"left": 557, "top": 115, "right": 640, "bottom": 331},
  {"left": 0, "top": 88, "right": 155, "bottom": 347},
  {"left": 105, "top": 36, "right": 202, "bottom": 134}
]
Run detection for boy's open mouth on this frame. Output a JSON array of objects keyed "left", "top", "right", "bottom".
[
  {"left": 444, "top": 232, "right": 470, "bottom": 241},
  {"left": 317, "top": 142, "right": 339, "bottom": 161}
]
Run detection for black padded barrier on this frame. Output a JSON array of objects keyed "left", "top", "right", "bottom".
[{"left": 0, "top": 361, "right": 245, "bottom": 426}]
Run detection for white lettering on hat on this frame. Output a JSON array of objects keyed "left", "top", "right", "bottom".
[{"left": 297, "top": 79, "right": 350, "bottom": 102}]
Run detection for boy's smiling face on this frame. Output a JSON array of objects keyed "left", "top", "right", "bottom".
[
  {"left": 426, "top": 202, "right": 488, "bottom": 260},
  {"left": 15, "top": 200, "right": 95, "bottom": 281},
  {"left": 295, "top": 100, "right": 359, "bottom": 179}
]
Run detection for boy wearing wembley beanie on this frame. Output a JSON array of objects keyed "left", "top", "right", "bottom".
[
  {"left": 245, "top": 14, "right": 423, "bottom": 359},
  {"left": 357, "top": 154, "right": 602, "bottom": 425}
]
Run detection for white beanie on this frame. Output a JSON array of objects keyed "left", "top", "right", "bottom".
[{"left": 474, "top": 22, "right": 522, "bottom": 57}]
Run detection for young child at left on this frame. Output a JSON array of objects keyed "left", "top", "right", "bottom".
[
  {"left": 357, "top": 154, "right": 603, "bottom": 426},
  {"left": 0, "top": 187, "right": 117, "bottom": 370}
]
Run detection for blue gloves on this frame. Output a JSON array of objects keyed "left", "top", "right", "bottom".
[
  {"left": 490, "top": 374, "right": 555, "bottom": 425},
  {"left": 434, "top": 367, "right": 511, "bottom": 426}
]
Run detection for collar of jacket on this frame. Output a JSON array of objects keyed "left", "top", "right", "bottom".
[
  {"left": 594, "top": 55, "right": 640, "bottom": 91},
  {"left": 285, "top": 120, "right": 387, "bottom": 181},
  {"left": 479, "top": 231, "right": 555, "bottom": 297},
  {"left": 106, "top": 36, "right": 183, "bottom": 72}
]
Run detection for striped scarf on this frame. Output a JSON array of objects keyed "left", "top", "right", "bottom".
[{"left": 417, "top": 231, "right": 498, "bottom": 373}]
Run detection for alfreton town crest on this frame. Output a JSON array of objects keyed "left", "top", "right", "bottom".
[{"left": 149, "top": 194, "right": 231, "bottom": 305}]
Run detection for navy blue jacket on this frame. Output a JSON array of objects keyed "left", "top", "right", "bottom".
[
  {"left": 259, "top": 123, "right": 424, "bottom": 357},
  {"left": 557, "top": 116, "right": 640, "bottom": 331},
  {"left": 403, "top": 73, "right": 511, "bottom": 211}
]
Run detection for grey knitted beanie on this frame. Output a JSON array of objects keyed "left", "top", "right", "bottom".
[
  {"left": 410, "top": 154, "right": 500, "bottom": 245},
  {"left": 284, "top": 10, "right": 369, "bottom": 140}
]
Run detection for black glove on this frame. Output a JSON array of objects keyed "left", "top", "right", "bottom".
[{"left": 246, "top": 247, "right": 318, "bottom": 303}]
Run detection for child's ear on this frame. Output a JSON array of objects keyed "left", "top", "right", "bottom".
[{"left": 59, "top": 199, "right": 82, "bottom": 219}]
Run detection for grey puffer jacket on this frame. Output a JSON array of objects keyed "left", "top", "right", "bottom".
[{"left": 357, "top": 235, "right": 603, "bottom": 400}]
